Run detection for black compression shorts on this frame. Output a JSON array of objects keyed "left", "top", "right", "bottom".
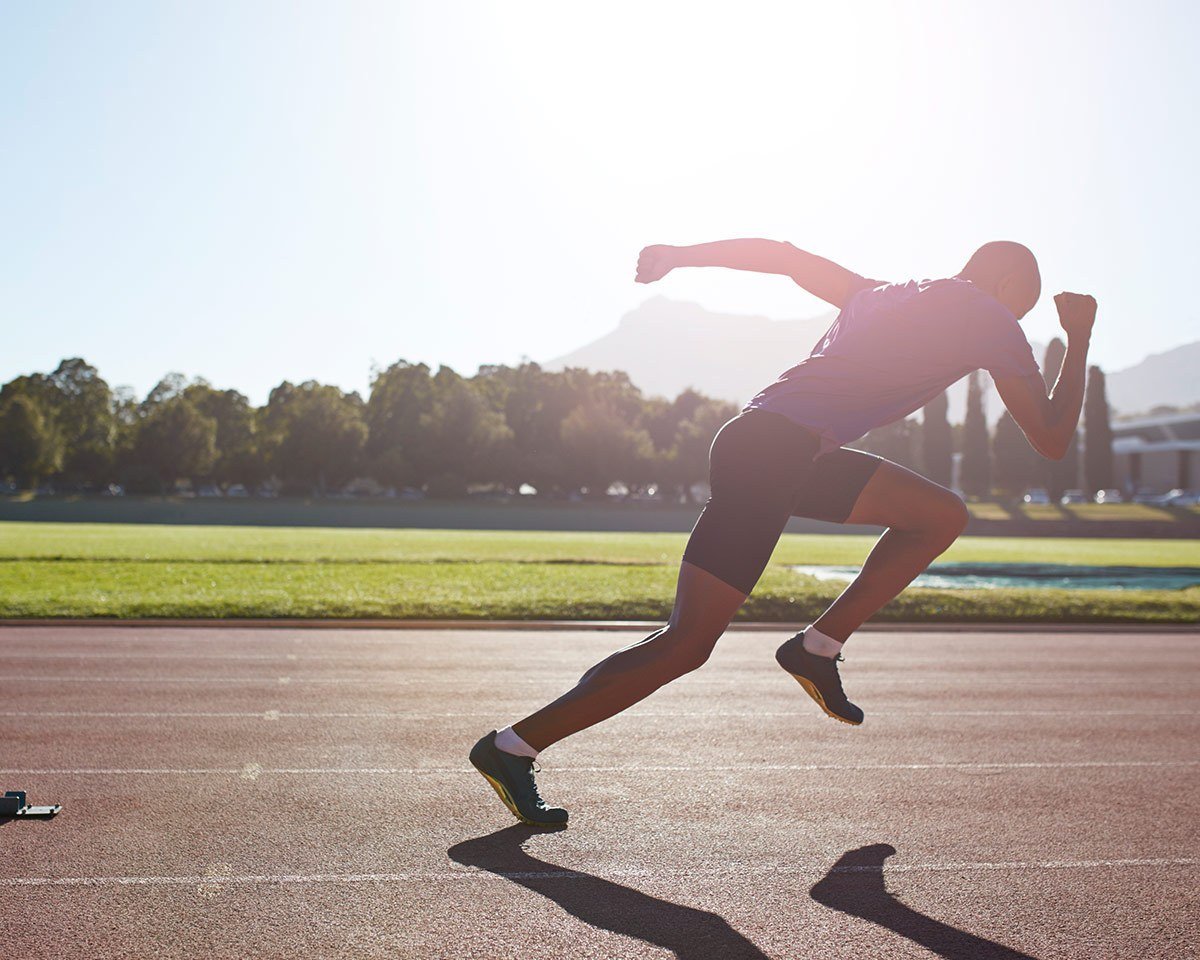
[{"left": 681, "top": 409, "right": 883, "bottom": 594}]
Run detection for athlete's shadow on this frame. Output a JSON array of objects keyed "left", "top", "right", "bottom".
[
  {"left": 448, "top": 825, "right": 769, "bottom": 959},
  {"left": 811, "top": 843, "right": 1040, "bottom": 960}
]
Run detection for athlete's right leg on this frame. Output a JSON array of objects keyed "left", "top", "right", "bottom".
[{"left": 512, "top": 559, "right": 748, "bottom": 751}]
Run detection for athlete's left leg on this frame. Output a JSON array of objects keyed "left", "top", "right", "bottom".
[
  {"left": 812, "top": 460, "right": 969, "bottom": 642},
  {"left": 776, "top": 458, "right": 968, "bottom": 724}
]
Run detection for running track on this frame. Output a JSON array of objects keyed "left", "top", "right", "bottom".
[{"left": 2, "top": 625, "right": 1197, "bottom": 959}]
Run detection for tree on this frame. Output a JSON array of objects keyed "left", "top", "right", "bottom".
[
  {"left": 47, "top": 358, "right": 117, "bottom": 485},
  {"left": 415, "top": 366, "right": 513, "bottom": 492},
  {"left": 365, "top": 361, "right": 435, "bottom": 489},
  {"left": 670, "top": 397, "right": 739, "bottom": 501},
  {"left": 184, "top": 381, "right": 264, "bottom": 488},
  {"left": 1083, "top": 365, "right": 1114, "bottom": 496},
  {"left": 920, "top": 391, "right": 952, "bottom": 486},
  {"left": 1042, "top": 338, "right": 1080, "bottom": 497},
  {"left": 0, "top": 393, "right": 63, "bottom": 488},
  {"left": 262, "top": 381, "right": 367, "bottom": 494},
  {"left": 991, "top": 410, "right": 1040, "bottom": 496},
  {"left": 560, "top": 401, "right": 654, "bottom": 496},
  {"left": 133, "top": 396, "right": 218, "bottom": 491},
  {"left": 470, "top": 363, "right": 610, "bottom": 496},
  {"left": 961, "top": 371, "right": 991, "bottom": 497}
]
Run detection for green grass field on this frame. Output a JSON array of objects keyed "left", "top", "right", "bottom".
[{"left": 1, "top": 521, "right": 1197, "bottom": 622}]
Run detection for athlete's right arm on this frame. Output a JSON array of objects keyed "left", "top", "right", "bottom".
[
  {"left": 993, "top": 292, "right": 1096, "bottom": 461},
  {"left": 635, "top": 239, "right": 873, "bottom": 309}
]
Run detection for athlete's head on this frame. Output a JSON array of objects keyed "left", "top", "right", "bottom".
[{"left": 956, "top": 241, "right": 1041, "bottom": 320}]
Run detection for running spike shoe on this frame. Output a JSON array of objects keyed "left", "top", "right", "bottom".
[
  {"left": 469, "top": 730, "right": 569, "bottom": 829},
  {"left": 775, "top": 632, "right": 864, "bottom": 725}
]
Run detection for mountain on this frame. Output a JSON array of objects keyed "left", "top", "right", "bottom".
[
  {"left": 1105, "top": 340, "right": 1200, "bottom": 416},
  {"left": 544, "top": 297, "right": 1200, "bottom": 421},
  {"left": 545, "top": 296, "right": 837, "bottom": 405}
]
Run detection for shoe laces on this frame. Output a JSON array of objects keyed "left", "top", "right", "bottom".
[
  {"left": 829, "top": 654, "right": 848, "bottom": 696},
  {"left": 520, "top": 758, "right": 548, "bottom": 805}
]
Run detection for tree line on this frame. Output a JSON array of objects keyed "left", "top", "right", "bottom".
[{"left": 0, "top": 341, "right": 1113, "bottom": 500}]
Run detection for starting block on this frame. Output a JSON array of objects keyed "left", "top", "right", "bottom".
[{"left": 0, "top": 790, "right": 61, "bottom": 818}]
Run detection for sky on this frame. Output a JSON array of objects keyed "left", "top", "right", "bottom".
[{"left": 2, "top": 1, "right": 1197, "bottom": 404}]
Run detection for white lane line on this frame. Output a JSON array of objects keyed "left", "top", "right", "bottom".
[
  {"left": 1, "top": 760, "right": 1195, "bottom": 775},
  {"left": 2, "top": 709, "right": 1198, "bottom": 720},
  {"left": 6, "top": 653, "right": 325, "bottom": 662},
  {"left": 1, "top": 857, "right": 1196, "bottom": 887},
  {"left": 2, "top": 675, "right": 1197, "bottom": 687}
]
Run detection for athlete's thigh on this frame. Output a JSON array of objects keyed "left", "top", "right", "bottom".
[
  {"left": 790, "top": 446, "right": 885, "bottom": 524},
  {"left": 843, "top": 458, "right": 968, "bottom": 532}
]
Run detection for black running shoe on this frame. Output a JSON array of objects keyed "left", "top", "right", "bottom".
[
  {"left": 469, "top": 731, "right": 569, "bottom": 829},
  {"left": 775, "top": 632, "right": 864, "bottom": 725}
]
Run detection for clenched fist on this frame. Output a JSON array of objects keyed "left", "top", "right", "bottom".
[
  {"left": 635, "top": 245, "right": 676, "bottom": 284},
  {"left": 1054, "top": 292, "right": 1097, "bottom": 340}
]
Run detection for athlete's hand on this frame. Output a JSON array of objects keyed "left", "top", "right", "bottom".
[
  {"left": 635, "top": 245, "right": 676, "bottom": 284},
  {"left": 1053, "top": 292, "right": 1097, "bottom": 340}
]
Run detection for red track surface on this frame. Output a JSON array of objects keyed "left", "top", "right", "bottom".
[{"left": 1, "top": 625, "right": 1197, "bottom": 959}]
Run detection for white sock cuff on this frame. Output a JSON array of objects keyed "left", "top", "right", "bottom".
[
  {"left": 494, "top": 725, "right": 539, "bottom": 760},
  {"left": 802, "top": 626, "right": 845, "bottom": 657}
]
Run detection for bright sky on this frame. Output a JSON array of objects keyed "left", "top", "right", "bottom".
[{"left": 2, "top": 1, "right": 1196, "bottom": 404}]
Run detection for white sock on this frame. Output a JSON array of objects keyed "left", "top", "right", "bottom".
[
  {"left": 802, "top": 626, "right": 844, "bottom": 658},
  {"left": 495, "top": 725, "right": 539, "bottom": 760}
]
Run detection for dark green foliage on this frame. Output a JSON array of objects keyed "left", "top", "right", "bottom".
[
  {"left": 920, "top": 391, "right": 952, "bottom": 485},
  {"left": 961, "top": 371, "right": 991, "bottom": 496},
  {"left": 133, "top": 396, "right": 218, "bottom": 491},
  {"left": 0, "top": 353, "right": 1101, "bottom": 501},
  {"left": 184, "top": 381, "right": 263, "bottom": 487},
  {"left": 1083, "top": 365, "right": 1114, "bottom": 496},
  {"left": 0, "top": 393, "right": 63, "bottom": 487},
  {"left": 261, "top": 381, "right": 367, "bottom": 495},
  {"left": 991, "top": 410, "right": 1041, "bottom": 496}
]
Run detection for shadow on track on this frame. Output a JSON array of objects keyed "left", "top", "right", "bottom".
[
  {"left": 811, "top": 843, "right": 1040, "bottom": 960},
  {"left": 448, "top": 825, "right": 768, "bottom": 959}
]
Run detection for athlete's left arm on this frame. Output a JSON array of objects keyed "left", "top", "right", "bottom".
[{"left": 635, "top": 239, "right": 874, "bottom": 309}]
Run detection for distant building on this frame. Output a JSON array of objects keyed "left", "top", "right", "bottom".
[{"left": 1111, "top": 411, "right": 1200, "bottom": 492}]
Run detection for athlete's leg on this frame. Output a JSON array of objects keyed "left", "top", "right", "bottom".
[
  {"left": 511, "top": 560, "right": 747, "bottom": 751},
  {"left": 510, "top": 410, "right": 819, "bottom": 752},
  {"left": 812, "top": 460, "right": 968, "bottom": 641}
]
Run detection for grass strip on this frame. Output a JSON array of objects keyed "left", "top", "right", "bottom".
[
  {"left": 1, "top": 522, "right": 1197, "bottom": 567},
  {"left": 2, "top": 560, "right": 1197, "bottom": 623}
]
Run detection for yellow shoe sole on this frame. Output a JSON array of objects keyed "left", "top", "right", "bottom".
[
  {"left": 787, "top": 673, "right": 863, "bottom": 726},
  {"left": 474, "top": 767, "right": 568, "bottom": 829}
]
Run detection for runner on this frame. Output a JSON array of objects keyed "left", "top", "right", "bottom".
[{"left": 470, "top": 239, "right": 1097, "bottom": 828}]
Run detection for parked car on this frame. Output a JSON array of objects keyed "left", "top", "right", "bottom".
[
  {"left": 1060, "top": 489, "right": 1087, "bottom": 505},
  {"left": 1022, "top": 488, "right": 1051, "bottom": 504},
  {"left": 225, "top": 484, "right": 249, "bottom": 498},
  {"left": 1164, "top": 489, "right": 1199, "bottom": 506},
  {"left": 1094, "top": 488, "right": 1124, "bottom": 504}
]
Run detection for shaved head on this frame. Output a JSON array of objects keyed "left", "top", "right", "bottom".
[{"left": 956, "top": 241, "right": 1041, "bottom": 319}]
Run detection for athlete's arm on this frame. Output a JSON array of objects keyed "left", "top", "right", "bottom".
[
  {"left": 635, "top": 239, "right": 873, "bottom": 309},
  {"left": 994, "top": 292, "right": 1096, "bottom": 461}
]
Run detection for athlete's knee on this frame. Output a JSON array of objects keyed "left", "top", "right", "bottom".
[
  {"left": 656, "top": 625, "right": 717, "bottom": 678},
  {"left": 911, "top": 489, "right": 969, "bottom": 541},
  {"left": 937, "top": 494, "right": 970, "bottom": 540}
]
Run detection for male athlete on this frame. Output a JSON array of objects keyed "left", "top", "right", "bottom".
[{"left": 470, "top": 238, "right": 1097, "bottom": 828}]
